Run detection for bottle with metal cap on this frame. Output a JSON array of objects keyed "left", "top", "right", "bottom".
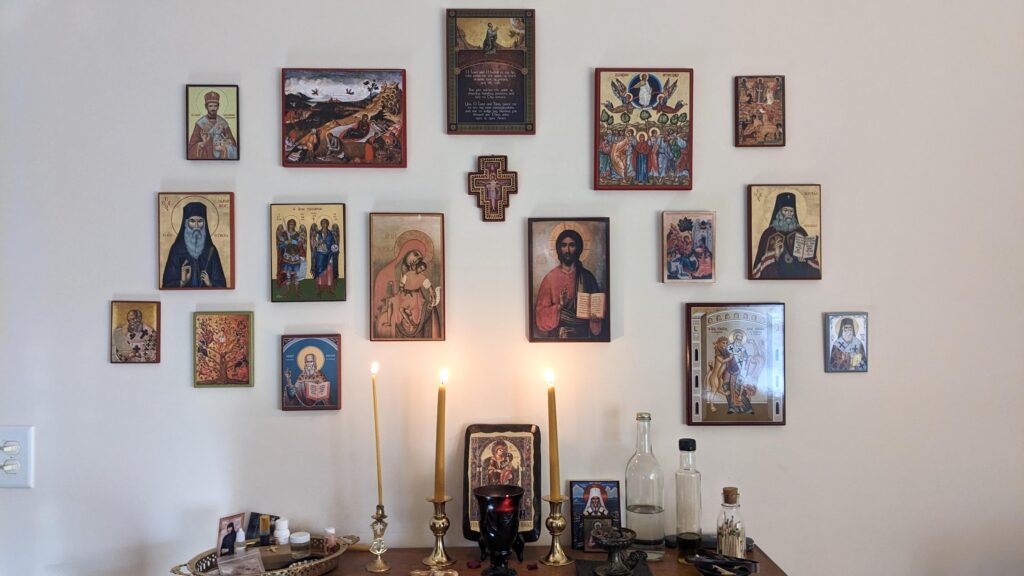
[
  {"left": 675, "top": 438, "right": 701, "bottom": 563},
  {"left": 625, "top": 412, "right": 665, "bottom": 561}
]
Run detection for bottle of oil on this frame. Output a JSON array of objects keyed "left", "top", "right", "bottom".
[
  {"left": 674, "top": 438, "right": 701, "bottom": 563},
  {"left": 625, "top": 412, "right": 665, "bottom": 561}
]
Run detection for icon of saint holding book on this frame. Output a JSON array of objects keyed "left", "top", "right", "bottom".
[
  {"left": 534, "top": 228, "right": 607, "bottom": 339},
  {"left": 751, "top": 191, "right": 821, "bottom": 279}
]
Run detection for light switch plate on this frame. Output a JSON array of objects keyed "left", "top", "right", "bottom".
[{"left": 0, "top": 426, "right": 34, "bottom": 488}]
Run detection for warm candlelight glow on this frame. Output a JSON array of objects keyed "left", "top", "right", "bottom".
[
  {"left": 439, "top": 367, "right": 449, "bottom": 384},
  {"left": 371, "top": 361, "right": 380, "bottom": 375},
  {"left": 544, "top": 369, "right": 555, "bottom": 385}
]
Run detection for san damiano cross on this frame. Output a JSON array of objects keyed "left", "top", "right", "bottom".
[{"left": 467, "top": 155, "right": 518, "bottom": 222}]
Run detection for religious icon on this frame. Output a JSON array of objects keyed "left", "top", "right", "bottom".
[
  {"left": 462, "top": 424, "right": 542, "bottom": 542},
  {"left": 468, "top": 155, "right": 518, "bottom": 221},
  {"left": 686, "top": 303, "right": 786, "bottom": 425},
  {"left": 748, "top": 185, "right": 822, "bottom": 280},
  {"left": 280, "top": 334, "right": 341, "bottom": 410},
  {"left": 595, "top": 69, "right": 693, "bottom": 190},
  {"left": 110, "top": 301, "right": 160, "bottom": 363},
  {"left": 369, "top": 213, "right": 445, "bottom": 341},
  {"left": 193, "top": 311, "right": 253, "bottom": 388},
  {"left": 270, "top": 204, "right": 346, "bottom": 302},
  {"left": 282, "top": 69, "right": 406, "bottom": 167},
  {"left": 823, "top": 312, "right": 868, "bottom": 373},
  {"left": 186, "top": 85, "right": 239, "bottom": 160},
  {"left": 528, "top": 218, "right": 610, "bottom": 342},
  {"left": 216, "top": 512, "right": 246, "bottom": 558},
  {"left": 446, "top": 9, "right": 536, "bottom": 134},
  {"left": 735, "top": 75, "right": 785, "bottom": 147},
  {"left": 569, "top": 480, "right": 621, "bottom": 551},
  {"left": 662, "top": 211, "right": 715, "bottom": 283},
  {"left": 158, "top": 192, "right": 234, "bottom": 290}
]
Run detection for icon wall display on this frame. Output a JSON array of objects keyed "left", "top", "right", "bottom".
[
  {"left": 158, "top": 192, "right": 235, "bottom": 290},
  {"left": 282, "top": 68, "right": 406, "bottom": 167},
  {"left": 468, "top": 155, "right": 518, "bottom": 221},
  {"left": 193, "top": 311, "right": 253, "bottom": 388},
  {"left": 595, "top": 68, "right": 692, "bottom": 190},
  {"left": 446, "top": 9, "right": 536, "bottom": 134},
  {"left": 568, "top": 480, "right": 621, "bottom": 551},
  {"left": 110, "top": 301, "right": 160, "bottom": 363},
  {"left": 186, "top": 85, "right": 239, "bottom": 160},
  {"left": 368, "top": 213, "right": 445, "bottom": 341},
  {"left": 270, "top": 204, "right": 346, "bottom": 302},
  {"left": 462, "top": 424, "right": 542, "bottom": 543},
  {"left": 662, "top": 211, "right": 715, "bottom": 282},
  {"left": 528, "top": 218, "right": 610, "bottom": 342},
  {"left": 281, "top": 334, "right": 341, "bottom": 410},
  {"left": 748, "top": 184, "right": 821, "bottom": 280},
  {"left": 823, "top": 312, "right": 868, "bottom": 373},
  {"left": 735, "top": 75, "right": 785, "bottom": 147},
  {"left": 686, "top": 303, "right": 786, "bottom": 425}
]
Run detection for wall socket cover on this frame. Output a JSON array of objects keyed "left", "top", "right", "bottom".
[{"left": 0, "top": 426, "right": 34, "bottom": 488}]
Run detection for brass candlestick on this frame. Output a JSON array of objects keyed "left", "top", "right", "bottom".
[
  {"left": 540, "top": 495, "right": 574, "bottom": 566},
  {"left": 366, "top": 504, "right": 391, "bottom": 573},
  {"left": 423, "top": 496, "right": 455, "bottom": 567}
]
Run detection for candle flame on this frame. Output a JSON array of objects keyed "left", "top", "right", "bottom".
[
  {"left": 371, "top": 362, "right": 380, "bottom": 375},
  {"left": 439, "top": 367, "right": 449, "bottom": 384},
  {"left": 544, "top": 369, "right": 555, "bottom": 385}
]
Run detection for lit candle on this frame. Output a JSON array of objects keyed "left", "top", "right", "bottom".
[
  {"left": 434, "top": 368, "right": 449, "bottom": 501},
  {"left": 371, "top": 362, "right": 383, "bottom": 507},
  {"left": 545, "top": 369, "right": 561, "bottom": 501}
]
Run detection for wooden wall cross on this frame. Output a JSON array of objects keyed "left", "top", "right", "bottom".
[{"left": 467, "top": 155, "right": 518, "bottom": 222}]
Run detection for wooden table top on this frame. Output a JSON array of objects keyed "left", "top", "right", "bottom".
[{"left": 330, "top": 544, "right": 787, "bottom": 576}]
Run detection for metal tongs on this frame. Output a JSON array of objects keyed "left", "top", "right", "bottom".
[{"left": 689, "top": 551, "right": 759, "bottom": 576}]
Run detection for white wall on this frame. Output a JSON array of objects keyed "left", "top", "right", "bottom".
[{"left": 2, "top": 1, "right": 1023, "bottom": 574}]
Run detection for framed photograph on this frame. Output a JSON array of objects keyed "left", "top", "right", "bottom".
[
  {"left": 595, "top": 68, "right": 692, "bottom": 190},
  {"left": 583, "top": 517, "right": 614, "bottom": 553},
  {"left": 270, "top": 203, "right": 346, "bottom": 302},
  {"left": 193, "top": 312, "right": 253, "bottom": 388},
  {"left": 186, "top": 84, "right": 239, "bottom": 160},
  {"left": 735, "top": 76, "right": 785, "bottom": 147},
  {"left": 569, "top": 480, "right": 621, "bottom": 551},
  {"left": 282, "top": 68, "right": 406, "bottom": 167},
  {"left": 462, "top": 424, "right": 542, "bottom": 542},
  {"left": 748, "top": 184, "right": 822, "bottom": 280},
  {"left": 686, "top": 303, "right": 785, "bottom": 425},
  {"left": 216, "top": 512, "right": 246, "bottom": 557},
  {"left": 824, "top": 312, "right": 868, "bottom": 373},
  {"left": 158, "top": 192, "right": 235, "bottom": 290},
  {"left": 445, "top": 9, "right": 536, "bottom": 134},
  {"left": 662, "top": 211, "right": 715, "bottom": 282},
  {"left": 110, "top": 301, "right": 160, "bottom": 363},
  {"left": 368, "top": 213, "right": 445, "bottom": 341},
  {"left": 528, "top": 218, "right": 610, "bottom": 342},
  {"left": 281, "top": 334, "right": 341, "bottom": 410}
]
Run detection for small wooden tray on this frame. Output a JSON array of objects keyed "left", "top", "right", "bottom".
[{"left": 171, "top": 535, "right": 358, "bottom": 576}]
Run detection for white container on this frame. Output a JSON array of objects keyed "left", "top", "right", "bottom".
[{"left": 274, "top": 518, "right": 291, "bottom": 545}]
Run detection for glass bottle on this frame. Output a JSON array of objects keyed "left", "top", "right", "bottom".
[
  {"left": 716, "top": 487, "right": 745, "bottom": 558},
  {"left": 675, "top": 438, "right": 701, "bottom": 563},
  {"left": 625, "top": 412, "right": 665, "bottom": 561}
]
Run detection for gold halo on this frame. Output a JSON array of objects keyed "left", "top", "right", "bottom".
[
  {"left": 192, "top": 87, "right": 230, "bottom": 113},
  {"left": 393, "top": 229, "right": 435, "bottom": 262},
  {"left": 296, "top": 346, "right": 325, "bottom": 371},
  {"left": 547, "top": 221, "right": 593, "bottom": 263},
  {"left": 170, "top": 195, "right": 220, "bottom": 236},
  {"left": 483, "top": 440, "right": 522, "bottom": 468}
]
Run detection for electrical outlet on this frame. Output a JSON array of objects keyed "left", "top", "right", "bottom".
[{"left": 0, "top": 426, "right": 34, "bottom": 488}]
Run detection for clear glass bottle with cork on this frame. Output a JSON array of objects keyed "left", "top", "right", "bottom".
[
  {"left": 625, "top": 412, "right": 665, "bottom": 561},
  {"left": 674, "top": 438, "right": 701, "bottom": 563},
  {"left": 716, "top": 487, "right": 745, "bottom": 558}
]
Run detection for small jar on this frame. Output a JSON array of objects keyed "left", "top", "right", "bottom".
[
  {"left": 324, "top": 527, "right": 337, "bottom": 549},
  {"left": 716, "top": 487, "right": 745, "bottom": 558},
  {"left": 290, "top": 531, "right": 311, "bottom": 559}
]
